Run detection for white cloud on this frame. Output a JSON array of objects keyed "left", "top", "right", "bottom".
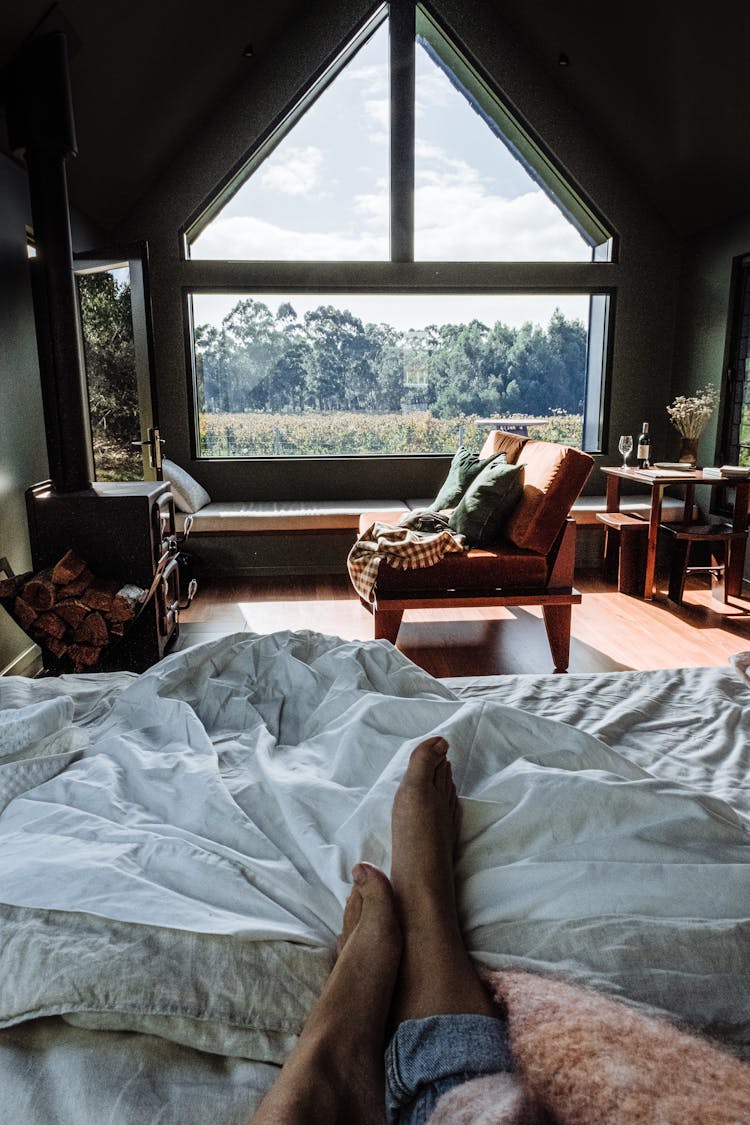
[
  {"left": 345, "top": 62, "right": 387, "bottom": 98},
  {"left": 364, "top": 96, "right": 389, "bottom": 136},
  {"left": 415, "top": 60, "right": 453, "bottom": 115},
  {"left": 412, "top": 143, "right": 588, "bottom": 261},
  {"left": 259, "top": 146, "right": 325, "bottom": 196},
  {"left": 191, "top": 215, "right": 387, "bottom": 262},
  {"left": 352, "top": 182, "right": 389, "bottom": 227},
  {"left": 415, "top": 182, "right": 587, "bottom": 260}
]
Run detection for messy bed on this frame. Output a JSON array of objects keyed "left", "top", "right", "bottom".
[{"left": 0, "top": 629, "right": 748, "bottom": 1123}]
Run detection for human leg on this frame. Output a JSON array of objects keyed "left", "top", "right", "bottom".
[
  {"left": 250, "top": 862, "right": 402, "bottom": 1125},
  {"left": 385, "top": 737, "right": 513, "bottom": 1124},
  {"left": 389, "top": 736, "right": 497, "bottom": 1025}
]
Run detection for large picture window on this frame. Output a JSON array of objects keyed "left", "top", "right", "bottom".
[
  {"left": 184, "top": 2, "right": 614, "bottom": 458},
  {"left": 192, "top": 292, "right": 599, "bottom": 456}
]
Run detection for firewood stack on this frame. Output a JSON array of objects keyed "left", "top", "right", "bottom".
[{"left": 0, "top": 549, "right": 146, "bottom": 672}]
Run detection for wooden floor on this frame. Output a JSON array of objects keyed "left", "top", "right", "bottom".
[{"left": 177, "top": 565, "right": 750, "bottom": 679}]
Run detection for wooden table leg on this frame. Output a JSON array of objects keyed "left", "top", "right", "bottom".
[
  {"left": 726, "top": 481, "right": 750, "bottom": 597},
  {"left": 643, "top": 484, "right": 666, "bottom": 599},
  {"left": 605, "top": 474, "right": 622, "bottom": 512}
]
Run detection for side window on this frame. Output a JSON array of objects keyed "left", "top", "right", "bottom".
[{"left": 722, "top": 254, "right": 750, "bottom": 467}]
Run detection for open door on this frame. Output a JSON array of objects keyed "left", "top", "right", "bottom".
[{"left": 74, "top": 242, "right": 162, "bottom": 482}]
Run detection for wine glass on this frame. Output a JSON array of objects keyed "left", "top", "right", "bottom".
[{"left": 618, "top": 434, "right": 633, "bottom": 469}]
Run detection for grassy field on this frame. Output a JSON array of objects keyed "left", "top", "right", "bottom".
[
  {"left": 197, "top": 411, "right": 584, "bottom": 457},
  {"left": 93, "top": 411, "right": 584, "bottom": 478}
]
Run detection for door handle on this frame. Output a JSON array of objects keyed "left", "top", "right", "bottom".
[{"left": 130, "top": 426, "right": 165, "bottom": 470}]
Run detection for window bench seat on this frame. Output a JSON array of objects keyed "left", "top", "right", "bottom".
[
  {"left": 171, "top": 493, "right": 696, "bottom": 579},
  {"left": 174, "top": 494, "right": 692, "bottom": 536}
]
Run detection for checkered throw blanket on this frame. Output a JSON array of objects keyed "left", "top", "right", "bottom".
[{"left": 347, "top": 517, "right": 466, "bottom": 602}]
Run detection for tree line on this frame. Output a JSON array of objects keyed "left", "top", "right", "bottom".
[{"left": 194, "top": 297, "right": 587, "bottom": 419}]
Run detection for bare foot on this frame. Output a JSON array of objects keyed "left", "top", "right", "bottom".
[
  {"left": 389, "top": 737, "right": 496, "bottom": 1026},
  {"left": 250, "top": 863, "right": 401, "bottom": 1125}
]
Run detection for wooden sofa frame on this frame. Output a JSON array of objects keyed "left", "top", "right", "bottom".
[{"left": 362, "top": 515, "right": 580, "bottom": 671}]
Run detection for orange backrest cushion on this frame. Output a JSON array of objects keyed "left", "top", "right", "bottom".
[
  {"left": 505, "top": 441, "right": 594, "bottom": 554},
  {"left": 478, "top": 430, "right": 529, "bottom": 464}
]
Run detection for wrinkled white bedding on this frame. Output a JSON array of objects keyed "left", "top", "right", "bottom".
[{"left": 0, "top": 629, "right": 748, "bottom": 1079}]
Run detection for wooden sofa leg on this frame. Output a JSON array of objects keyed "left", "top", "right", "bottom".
[
  {"left": 373, "top": 608, "right": 403, "bottom": 644},
  {"left": 542, "top": 604, "right": 572, "bottom": 672}
]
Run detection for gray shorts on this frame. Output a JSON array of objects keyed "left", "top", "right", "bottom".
[{"left": 385, "top": 1013, "right": 512, "bottom": 1124}]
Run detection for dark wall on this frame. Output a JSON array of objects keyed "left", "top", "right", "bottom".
[
  {"left": 0, "top": 151, "right": 102, "bottom": 672},
  {"left": 0, "top": 153, "right": 48, "bottom": 672}
]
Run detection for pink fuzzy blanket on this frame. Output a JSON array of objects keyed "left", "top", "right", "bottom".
[{"left": 427, "top": 971, "right": 750, "bottom": 1124}]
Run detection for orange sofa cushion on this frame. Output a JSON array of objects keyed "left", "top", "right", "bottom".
[{"left": 505, "top": 442, "right": 593, "bottom": 554}]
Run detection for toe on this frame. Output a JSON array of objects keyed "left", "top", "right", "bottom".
[
  {"left": 352, "top": 862, "right": 392, "bottom": 903},
  {"left": 405, "top": 737, "right": 449, "bottom": 785},
  {"left": 340, "top": 884, "right": 364, "bottom": 947}
]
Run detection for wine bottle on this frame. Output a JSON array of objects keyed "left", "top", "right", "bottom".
[{"left": 637, "top": 422, "right": 651, "bottom": 468}]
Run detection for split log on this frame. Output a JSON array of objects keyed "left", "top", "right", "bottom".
[
  {"left": 51, "top": 550, "right": 88, "bottom": 586},
  {"left": 55, "top": 599, "right": 90, "bottom": 629},
  {"left": 109, "top": 584, "right": 145, "bottom": 623},
  {"left": 23, "top": 570, "right": 57, "bottom": 610},
  {"left": 81, "top": 579, "right": 120, "bottom": 612},
  {"left": 33, "top": 611, "right": 68, "bottom": 640},
  {"left": 68, "top": 643, "right": 104, "bottom": 670},
  {"left": 13, "top": 596, "right": 38, "bottom": 631},
  {"left": 44, "top": 636, "right": 69, "bottom": 658},
  {"left": 74, "top": 611, "right": 109, "bottom": 647},
  {"left": 59, "top": 569, "right": 93, "bottom": 598}
]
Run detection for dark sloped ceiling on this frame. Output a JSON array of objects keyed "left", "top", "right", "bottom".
[
  {"left": 493, "top": 0, "right": 750, "bottom": 237},
  {"left": 0, "top": 0, "right": 308, "bottom": 228},
  {"left": 2, "top": 0, "right": 749, "bottom": 236}
]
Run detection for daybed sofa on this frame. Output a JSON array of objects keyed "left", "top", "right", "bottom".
[{"left": 354, "top": 431, "right": 594, "bottom": 671}]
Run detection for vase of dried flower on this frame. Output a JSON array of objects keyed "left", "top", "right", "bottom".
[{"left": 678, "top": 436, "right": 699, "bottom": 464}]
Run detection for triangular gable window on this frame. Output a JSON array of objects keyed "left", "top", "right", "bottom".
[{"left": 186, "top": 5, "right": 612, "bottom": 263}]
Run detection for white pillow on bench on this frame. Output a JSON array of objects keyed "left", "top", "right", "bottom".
[{"left": 162, "top": 459, "right": 212, "bottom": 514}]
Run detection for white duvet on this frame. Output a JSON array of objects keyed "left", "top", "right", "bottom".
[{"left": 0, "top": 630, "right": 748, "bottom": 1063}]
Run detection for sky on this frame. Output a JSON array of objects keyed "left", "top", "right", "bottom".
[
  {"left": 190, "top": 19, "right": 591, "bottom": 333},
  {"left": 191, "top": 292, "right": 589, "bottom": 335}
]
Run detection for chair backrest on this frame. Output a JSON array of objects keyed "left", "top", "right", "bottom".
[
  {"left": 502, "top": 439, "right": 594, "bottom": 554},
  {"left": 479, "top": 429, "right": 529, "bottom": 463}
]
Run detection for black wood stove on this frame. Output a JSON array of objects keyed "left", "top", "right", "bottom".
[{"left": 25, "top": 481, "right": 181, "bottom": 673}]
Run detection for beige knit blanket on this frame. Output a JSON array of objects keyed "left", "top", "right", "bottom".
[
  {"left": 347, "top": 518, "right": 465, "bottom": 602},
  {"left": 428, "top": 970, "right": 750, "bottom": 1124}
]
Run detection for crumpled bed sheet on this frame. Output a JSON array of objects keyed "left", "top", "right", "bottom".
[{"left": 0, "top": 629, "right": 748, "bottom": 1074}]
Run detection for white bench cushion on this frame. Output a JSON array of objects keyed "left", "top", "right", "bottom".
[
  {"left": 176, "top": 499, "right": 409, "bottom": 534},
  {"left": 173, "top": 495, "right": 695, "bottom": 534}
]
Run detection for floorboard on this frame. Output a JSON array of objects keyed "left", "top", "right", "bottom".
[{"left": 177, "top": 566, "right": 750, "bottom": 678}]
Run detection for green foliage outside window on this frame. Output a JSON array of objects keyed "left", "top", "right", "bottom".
[
  {"left": 194, "top": 297, "right": 586, "bottom": 456},
  {"left": 77, "top": 272, "right": 142, "bottom": 480}
]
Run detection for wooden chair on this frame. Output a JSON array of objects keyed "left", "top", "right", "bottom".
[
  {"left": 661, "top": 522, "right": 749, "bottom": 605},
  {"left": 356, "top": 434, "right": 593, "bottom": 671}
]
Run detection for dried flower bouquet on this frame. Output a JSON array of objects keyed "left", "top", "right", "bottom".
[{"left": 666, "top": 384, "right": 719, "bottom": 438}]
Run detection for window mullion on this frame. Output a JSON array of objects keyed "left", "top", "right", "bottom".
[{"left": 389, "top": 0, "right": 415, "bottom": 262}]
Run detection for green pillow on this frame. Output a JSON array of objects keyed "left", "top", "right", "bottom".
[
  {"left": 449, "top": 462, "right": 525, "bottom": 547},
  {"left": 430, "top": 448, "right": 503, "bottom": 511}
]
